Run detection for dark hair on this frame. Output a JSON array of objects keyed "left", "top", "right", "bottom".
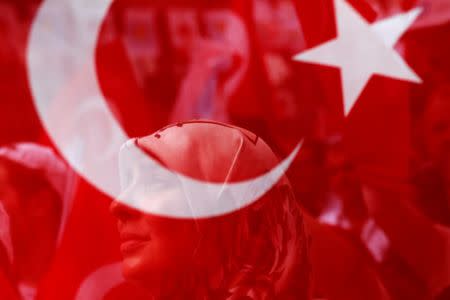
[{"left": 191, "top": 183, "right": 311, "bottom": 299}]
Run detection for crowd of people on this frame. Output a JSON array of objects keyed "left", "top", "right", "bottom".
[{"left": 0, "top": 0, "right": 449, "bottom": 299}]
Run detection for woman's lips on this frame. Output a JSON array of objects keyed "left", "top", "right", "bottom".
[
  {"left": 120, "top": 239, "right": 149, "bottom": 254},
  {"left": 119, "top": 232, "right": 151, "bottom": 254}
]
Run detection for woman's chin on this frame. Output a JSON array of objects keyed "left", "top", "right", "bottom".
[
  {"left": 121, "top": 256, "right": 148, "bottom": 281},
  {"left": 121, "top": 258, "right": 166, "bottom": 285},
  {"left": 121, "top": 263, "right": 171, "bottom": 296}
]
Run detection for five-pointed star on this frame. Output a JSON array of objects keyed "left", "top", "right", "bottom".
[{"left": 293, "top": 0, "right": 423, "bottom": 116}]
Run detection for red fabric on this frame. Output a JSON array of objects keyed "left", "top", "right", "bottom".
[{"left": 0, "top": 0, "right": 449, "bottom": 299}]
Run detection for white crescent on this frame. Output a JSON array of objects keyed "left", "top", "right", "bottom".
[
  {"left": 27, "top": 0, "right": 301, "bottom": 218},
  {"left": 75, "top": 263, "right": 123, "bottom": 300}
]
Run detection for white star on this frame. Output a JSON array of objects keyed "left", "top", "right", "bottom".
[{"left": 293, "top": 0, "right": 423, "bottom": 115}]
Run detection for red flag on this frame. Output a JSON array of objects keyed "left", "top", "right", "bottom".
[{"left": 0, "top": 0, "right": 449, "bottom": 299}]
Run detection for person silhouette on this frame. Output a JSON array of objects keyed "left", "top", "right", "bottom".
[
  {"left": 110, "top": 120, "right": 311, "bottom": 299},
  {"left": 0, "top": 143, "right": 76, "bottom": 300}
]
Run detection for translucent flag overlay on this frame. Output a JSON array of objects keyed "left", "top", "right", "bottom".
[{"left": 0, "top": 0, "right": 449, "bottom": 299}]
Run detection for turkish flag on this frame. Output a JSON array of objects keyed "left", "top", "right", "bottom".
[
  {"left": 0, "top": 0, "right": 449, "bottom": 300},
  {"left": 294, "top": 0, "right": 450, "bottom": 299}
]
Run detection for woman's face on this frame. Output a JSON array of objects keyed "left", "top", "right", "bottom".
[{"left": 110, "top": 200, "right": 203, "bottom": 286}]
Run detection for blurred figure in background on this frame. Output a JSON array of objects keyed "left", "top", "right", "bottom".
[
  {"left": 0, "top": 143, "right": 76, "bottom": 300},
  {"left": 412, "top": 85, "right": 450, "bottom": 226}
]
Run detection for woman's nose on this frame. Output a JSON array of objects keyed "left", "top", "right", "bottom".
[{"left": 110, "top": 200, "right": 140, "bottom": 220}]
